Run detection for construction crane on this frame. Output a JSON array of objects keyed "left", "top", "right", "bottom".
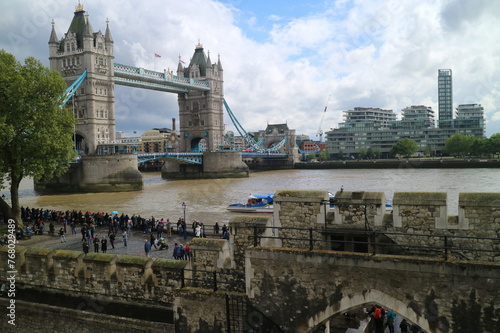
[{"left": 316, "top": 95, "right": 331, "bottom": 143}]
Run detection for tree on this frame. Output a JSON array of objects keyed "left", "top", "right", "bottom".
[
  {"left": 423, "top": 145, "right": 432, "bottom": 157},
  {"left": 306, "top": 152, "right": 316, "bottom": 161},
  {"left": 366, "top": 147, "right": 374, "bottom": 159},
  {"left": 359, "top": 148, "right": 367, "bottom": 159},
  {"left": 337, "top": 149, "right": 345, "bottom": 160},
  {"left": 444, "top": 133, "right": 475, "bottom": 156},
  {"left": 486, "top": 133, "right": 500, "bottom": 158},
  {"left": 470, "top": 138, "right": 488, "bottom": 158},
  {"left": 390, "top": 138, "right": 418, "bottom": 157},
  {"left": 0, "top": 51, "right": 76, "bottom": 229},
  {"left": 318, "top": 150, "right": 329, "bottom": 161}
]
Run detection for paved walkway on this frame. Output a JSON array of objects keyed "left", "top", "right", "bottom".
[{"left": 19, "top": 227, "right": 195, "bottom": 259}]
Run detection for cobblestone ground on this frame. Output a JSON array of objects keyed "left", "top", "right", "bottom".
[{"left": 18, "top": 227, "right": 195, "bottom": 259}]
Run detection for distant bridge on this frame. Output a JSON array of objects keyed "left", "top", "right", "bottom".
[{"left": 136, "top": 151, "right": 288, "bottom": 164}]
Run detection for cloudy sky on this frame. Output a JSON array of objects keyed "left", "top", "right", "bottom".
[{"left": 1, "top": 0, "right": 500, "bottom": 138}]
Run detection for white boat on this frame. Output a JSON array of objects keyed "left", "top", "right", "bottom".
[{"left": 227, "top": 194, "right": 274, "bottom": 213}]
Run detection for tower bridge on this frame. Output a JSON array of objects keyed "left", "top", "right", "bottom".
[
  {"left": 49, "top": 4, "right": 226, "bottom": 155},
  {"left": 41, "top": 4, "right": 298, "bottom": 191}
]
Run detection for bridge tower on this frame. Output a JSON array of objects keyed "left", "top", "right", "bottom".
[
  {"left": 177, "top": 42, "right": 224, "bottom": 152},
  {"left": 48, "top": 3, "right": 115, "bottom": 154}
]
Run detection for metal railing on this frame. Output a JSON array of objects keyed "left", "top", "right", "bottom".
[
  {"left": 248, "top": 226, "right": 500, "bottom": 262},
  {"left": 179, "top": 267, "right": 245, "bottom": 293}
]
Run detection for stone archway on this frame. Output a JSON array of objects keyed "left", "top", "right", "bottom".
[
  {"left": 304, "top": 289, "right": 430, "bottom": 333},
  {"left": 190, "top": 137, "right": 207, "bottom": 152},
  {"left": 73, "top": 133, "right": 88, "bottom": 155}
]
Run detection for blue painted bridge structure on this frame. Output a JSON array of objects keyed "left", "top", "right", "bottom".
[
  {"left": 113, "top": 63, "right": 211, "bottom": 93},
  {"left": 136, "top": 151, "right": 288, "bottom": 164}
]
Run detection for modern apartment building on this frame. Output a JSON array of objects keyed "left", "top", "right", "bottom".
[
  {"left": 438, "top": 69, "right": 453, "bottom": 126},
  {"left": 325, "top": 70, "right": 485, "bottom": 158}
]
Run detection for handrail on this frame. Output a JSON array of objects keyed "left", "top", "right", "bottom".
[{"left": 247, "top": 226, "right": 500, "bottom": 262}]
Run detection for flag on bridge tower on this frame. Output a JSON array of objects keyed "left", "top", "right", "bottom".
[{"left": 154, "top": 53, "right": 161, "bottom": 58}]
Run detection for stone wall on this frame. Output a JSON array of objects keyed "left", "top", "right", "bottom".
[
  {"left": 161, "top": 152, "right": 249, "bottom": 179},
  {"left": 274, "top": 190, "right": 329, "bottom": 249},
  {"left": 2, "top": 190, "right": 500, "bottom": 332},
  {"left": 0, "top": 298, "right": 174, "bottom": 333},
  {"left": 245, "top": 247, "right": 500, "bottom": 333},
  {"left": 267, "top": 190, "right": 500, "bottom": 261},
  {"left": 0, "top": 246, "right": 227, "bottom": 332},
  {"left": 35, "top": 154, "right": 143, "bottom": 193},
  {"left": 202, "top": 151, "right": 249, "bottom": 178}
]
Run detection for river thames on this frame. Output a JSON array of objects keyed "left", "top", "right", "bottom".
[{"left": 6, "top": 168, "right": 500, "bottom": 224}]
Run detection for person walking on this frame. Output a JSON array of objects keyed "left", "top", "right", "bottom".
[
  {"left": 101, "top": 236, "right": 108, "bottom": 253},
  {"left": 144, "top": 239, "right": 152, "bottom": 257},
  {"left": 386, "top": 309, "right": 396, "bottom": 333},
  {"left": 122, "top": 230, "right": 128, "bottom": 247},
  {"left": 59, "top": 227, "right": 66, "bottom": 243},
  {"left": 368, "top": 305, "right": 386, "bottom": 333},
  {"left": 93, "top": 235, "right": 100, "bottom": 253},
  {"left": 70, "top": 221, "right": 77, "bottom": 235},
  {"left": 109, "top": 232, "right": 115, "bottom": 249},
  {"left": 166, "top": 219, "right": 172, "bottom": 238},
  {"left": 82, "top": 239, "right": 89, "bottom": 254},
  {"left": 184, "top": 243, "right": 191, "bottom": 260}
]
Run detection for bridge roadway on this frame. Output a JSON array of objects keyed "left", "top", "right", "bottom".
[
  {"left": 136, "top": 151, "right": 288, "bottom": 164},
  {"left": 113, "top": 63, "right": 211, "bottom": 93}
]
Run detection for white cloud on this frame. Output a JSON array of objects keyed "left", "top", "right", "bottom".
[{"left": 1, "top": 0, "right": 499, "bottom": 138}]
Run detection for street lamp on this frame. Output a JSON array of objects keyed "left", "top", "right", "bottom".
[
  {"left": 182, "top": 202, "right": 186, "bottom": 222},
  {"left": 182, "top": 202, "right": 187, "bottom": 240}
]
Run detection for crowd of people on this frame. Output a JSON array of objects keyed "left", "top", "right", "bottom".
[
  {"left": 12, "top": 206, "right": 229, "bottom": 261},
  {"left": 367, "top": 304, "right": 424, "bottom": 333}
]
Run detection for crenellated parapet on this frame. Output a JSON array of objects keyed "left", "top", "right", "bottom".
[
  {"left": 458, "top": 193, "right": 500, "bottom": 234},
  {"left": 392, "top": 192, "right": 448, "bottom": 230},
  {"left": 332, "top": 191, "right": 386, "bottom": 227}
]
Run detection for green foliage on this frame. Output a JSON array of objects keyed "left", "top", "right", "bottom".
[
  {"left": 318, "top": 150, "right": 329, "bottom": 161},
  {"left": 487, "top": 133, "right": 500, "bottom": 157},
  {"left": 0, "top": 50, "right": 76, "bottom": 226},
  {"left": 337, "top": 149, "right": 344, "bottom": 159},
  {"left": 390, "top": 138, "right": 418, "bottom": 157},
  {"left": 444, "top": 133, "right": 475, "bottom": 156},
  {"left": 443, "top": 133, "right": 500, "bottom": 158},
  {"left": 423, "top": 145, "right": 432, "bottom": 156},
  {"left": 306, "top": 152, "right": 316, "bottom": 161}
]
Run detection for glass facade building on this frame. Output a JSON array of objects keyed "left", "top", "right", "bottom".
[
  {"left": 325, "top": 69, "right": 485, "bottom": 158},
  {"left": 438, "top": 69, "right": 453, "bottom": 127}
]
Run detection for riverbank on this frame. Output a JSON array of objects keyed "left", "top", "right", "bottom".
[{"left": 295, "top": 158, "right": 500, "bottom": 169}]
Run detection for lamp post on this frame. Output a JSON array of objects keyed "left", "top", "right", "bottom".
[
  {"left": 182, "top": 202, "right": 186, "bottom": 222},
  {"left": 182, "top": 202, "right": 187, "bottom": 240}
]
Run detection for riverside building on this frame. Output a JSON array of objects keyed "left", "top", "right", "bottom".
[{"left": 325, "top": 70, "right": 485, "bottom": 158}]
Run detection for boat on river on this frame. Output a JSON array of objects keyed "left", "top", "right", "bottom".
[{"left": 227, "top": 194, "right": 274, "bottom": 213}]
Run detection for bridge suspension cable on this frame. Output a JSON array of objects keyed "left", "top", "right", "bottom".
[
  {"left": 223, "top": 99, "right": 288, "bottom": 153},
  {"left": 59, "top": 69, "right": 87, "bottom": 108}
]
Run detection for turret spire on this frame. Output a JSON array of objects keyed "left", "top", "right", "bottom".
[
  {"left": 49, "top": 19, "right": 58, "bottom": 44},
  {"left": 105, "top": 18, "right": 113, "bottom": 43}
]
